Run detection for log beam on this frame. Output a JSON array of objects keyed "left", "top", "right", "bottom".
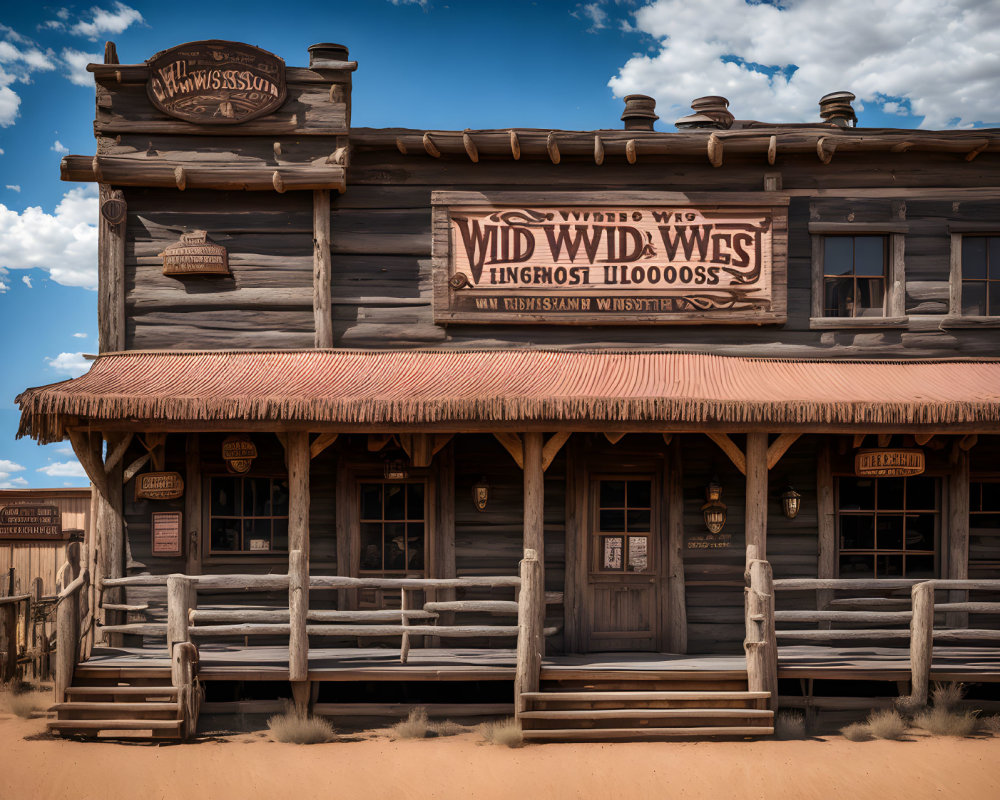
[
  {"left": 312, "top": 189, "right": 333, "bottom": 348},
  {"left": 765, "top": 433, "right": 800, "bottom": 470},
  {"left": 541, "top": 432, "right": 570, "bottom": 472},
  {"left": 494, "top": 432, "right": 524, "bottom": 469},
  {"left": 706, "top": 433, "right": 746, "bottom": 475},
  {"left": 745, "top": 433, "right": 768, "bottom": 560},
  {"left": 309, "top": 432, "right": 338, "bottom": 460}
]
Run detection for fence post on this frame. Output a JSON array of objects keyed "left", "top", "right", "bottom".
[
  {"left": 514, "top": 548, "right": 542, "bottom": 720},
  {"left": 744, "top": 557, "right": 778, "bottom": 710},
  {"left": 910, "top": 581, "right": 935, "bottom": 705},
  {"left": 400, "top": 588, "right": 411, "bottom": 664},
  {"left": 288, "top": 549, "right": 308, "bottom": 683},
  {"left": 166, "top": 575, "right": 193, "bottom": 653},
  {"left": 54, "top": 591, "right": 78, "bottom": 703}
]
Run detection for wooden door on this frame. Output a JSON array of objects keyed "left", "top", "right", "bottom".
[{"left": 584, "top": 474, "right": 661, "bottom": 651}]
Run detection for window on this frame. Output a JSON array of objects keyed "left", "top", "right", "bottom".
[
  {"left": 359, "top": 481, "right": 426, "bottom": 574},
  {"left": 593, "top": 478, "right": 652, "bottom": 573},
  {"left": 822, "top": 236, "right": 887, "bottom": 317},
  {"left": 959, "top": 236, "right": 1000, "bottom": 316},
  {"left": 970, "top": 481, "right": 1000, "bottom": 576},
  {"left": 209, "top": 475, "right": 288, "bottom": 554},
  {"left": 837, "top": 476, "right": 939, "bottom": 578}
]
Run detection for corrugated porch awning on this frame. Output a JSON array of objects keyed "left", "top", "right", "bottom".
[{"left": 16, "top": 349, "right": 1000, "bottom": 443}]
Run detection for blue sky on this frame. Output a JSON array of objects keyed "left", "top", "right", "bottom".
[{"left": 0, "top": 0, "right": 996, "bottom": 488}]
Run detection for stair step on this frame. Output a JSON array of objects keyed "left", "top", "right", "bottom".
[
  {"left": 522, "top": 691, "right": 769, "bottom": 702},
  {"left": 51, "top": 702, "right": 179, "bottom": 713},
  {"left": 522, "top": 726, "right": 774, "bottom": 741},
  {"left": 66, "top": 686, "right": 177, "bottom": 697},
  {"left": 520, "top": 708, "right": 774, "bottom": 720},
  {"left": 47, "top": 719, "right": 182, "bottom": 731}
]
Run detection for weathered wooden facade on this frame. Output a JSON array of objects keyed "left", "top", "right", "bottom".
[{"left": 14, "top": 40, "right": 1000, "bottom": 740}]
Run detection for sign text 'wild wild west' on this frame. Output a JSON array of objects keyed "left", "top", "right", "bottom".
[{"left": 435, "top": 202, "right": 785, "bottom": 324}]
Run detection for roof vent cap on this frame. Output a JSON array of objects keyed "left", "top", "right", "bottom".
[
  {"left": 819, "top": 91, "right": 857, "bottom": 128},
  {"left": 675, "top": 96, "right": 734, "bottom": 130},
  {"left": 621, "top": 95, "right": 659, "bottom": 131},
  {"left": 308, "top": 43, "right": 350, "bottom": 67}
]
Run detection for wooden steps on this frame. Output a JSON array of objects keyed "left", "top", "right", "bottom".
[{"left": 522, "top": 726, "right": 775, "bottom": 741}]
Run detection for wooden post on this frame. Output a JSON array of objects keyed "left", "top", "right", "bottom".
[
  {"left": 287, "top": 431, "right": 310, "bottom": 685},
  {"left": 910, "top": 581, "right": 935, "bottom": 705},
  {"left": 289, "top": 549, "right": 309, "bottom": 684},
  {"left": 744, "top": 557, "right": 778, "bottom": 710},
  {"left": 947, "top": 450, "right": 970, "bottom": 628},
  {"left": 171, "top": 642, "right": 199, "bottom": 739},
  {"left": 166, "top": 574, "right": 192, "bottom": 653},
  {"left": 184, "top": 434, "right": 202, "bottom": 575},
  {"left": 745, "top": 433, "right": 769, "bottom": 561},
  {"left": 515, "top": 548, "right": 542, "bottom": 719},
  {"left": 666, "top": 437, "right": 687, "bottom": 653},
  {"left": 523, "top": 432, "right": 545, "bottom": 647},
  {"left": 400, "top": 588, "right": 411, "bottom": 664},
  {"left": 55, "top": 589, "right": 80, "bottom": 703},
  {"left": 1, "top": 601, "right": 18, "bottom": 684},
  {"left": 98, "top": 186, "right": 126, "bottom": 352},
  {"left": 816, "top": 440, "right": 836, "bottom": 624},
  {"left": 313, "top": 189, "right": 333, "bottom": 348}
]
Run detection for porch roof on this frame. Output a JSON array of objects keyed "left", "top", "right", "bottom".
[{"left": 16, "top": 349, "right": 1000, "bottom": 442}]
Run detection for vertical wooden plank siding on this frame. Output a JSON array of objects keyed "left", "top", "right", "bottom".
[
  {"left": 313, "top": 189, "right": 333, "bottom": 348},
  {"left": 745, "top": 433, "right": 769, "bottom": 560},
  {"left": 97, "top": 185, "right": 125, "bottom": 352},
  {"left": 947, "top": 449, "right": 971, "bottom": 627},
  {"left": 816, "top": 441, "right": 836, "bottom": 617},
  {"left": 666, "top": 438, "right": 687, "bottom": 653},
  {"left": 184, "top": 435, "right": 201, "bottom": 574},
  {"left": 522, "top": 432, "right": 545, "bottom": 648}
]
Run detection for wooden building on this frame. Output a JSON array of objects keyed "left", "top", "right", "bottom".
[{"left": 14, "top": 39, "right": 1000, "bottom": 740}]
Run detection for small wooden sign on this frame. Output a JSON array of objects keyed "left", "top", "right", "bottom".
[
  {"left": 135, "top": 472, "right": 185, "bottom": 501},
  {"left": 151, "top": 511, "right": 183, "bottom": 556},
  {"left": 161, "top": 231, "right": 230, "bottom": 277},
  {"left": 0, "top": 505, "right": 64, "bottom": 540},
  {"left": 223, "top": 434, "right": 257, "bottom": 474},
  {"left": 146, "top": 40, "right": 286, "bottom": 124},
  {"left": 687, "top": 531, "right": 732, "bottom": 550},
  {"left": 855, "top": 449, "right": 925, "bottom": 477}
]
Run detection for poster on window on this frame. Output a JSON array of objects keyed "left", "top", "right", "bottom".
[
  {"left": 602, "top": 536, "right": 623, "bottom": 570},
  {"left": 627, "top": 536, "right": 648, "bottom": 572}
]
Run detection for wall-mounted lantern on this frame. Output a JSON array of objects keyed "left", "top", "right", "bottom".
[
  {"left": 701, "top": 476, "right": 727, "bottom": 534},
  {"left": 781, "top": 484, "right": 803, "bottom": 519},
  {"left": 472, "top": 476, "right": 490, "bottom": 512}
]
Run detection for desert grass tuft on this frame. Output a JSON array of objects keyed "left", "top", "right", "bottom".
[
  {"left": 931, "top": 682, "right": 965, "bottom": 713},
  {"left": 266, "top": 708, "right": 335, "bottom": 744},
  {"left": 866, "top": 708, "right": 908, "bottom": 740},
  {"left": 391, "top": 707, "right": 431, "bottom": 740},
  {"left": 774, "top": 710, "right": 806, "bottom": 739},
  {"left": 913, "top": 707, "right": 979, "bottom": 737},
  {"left": 979, "top": 714, "right": 1000, "bottom": 734},
  {"left": 894, "top": 694, "right": 926, "bottom": 720},
  {"left": 0, "top": 683, "right": 45, "bottom": 719},
  {"left": 429, "top": 719, "right": 468, "bottom": 737},
  {"left": 479, "top": 717, "right": 523, "bottom": 748},
  {"left": 840, "top": 722, "right": 873, "bottom": 742}
]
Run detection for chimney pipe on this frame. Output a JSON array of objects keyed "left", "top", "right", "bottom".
[
  {"left": 308, "top": 42, "right": 350, "bottom": 67},
  {"left": 675, "top": 96, "right": 734, "bottom": 130},
  {"left": 621, "top": 95, "right": 659, "bottom": 131},
  {"left": 819, "top": 91, "right": 857, "bottom": 128}
]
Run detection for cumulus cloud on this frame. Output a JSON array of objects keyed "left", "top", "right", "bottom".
[
  {"left": 71, "top": 3, "right": 144, "bottom": 40},
  {"left": 0, "top": 186, "right": 98, "bottom": 288},
  {"left": 21, "top": 274, "right": 31, "bottom": 288},
  {"left": 72, "top": 332, "right": 87, "bottom": 338},
  {"left": 0, "top": 458, "right": 27, "bottom": 488},
  {"left": 61, "top": 48, "right": 100, "bottom": 87},
  {"left": 37, "top": 460, "right": 87, "bottom": 478},
  {"left": 0, "top": 27, "right": 58, "bottom": 126},
  {"left": 6, "top": 185, "right": 20, "bottom": 192},
  {"left": 388, "top": 0, "right": 429, "bottom": 6},
  {"left": 51, "top": 139, "right": 69, "bottom": 154},
  {"left": 575, "top": 3, "right": 609, "bottom": 31},
  {"left": 0, "top": 266, "right": 7, "bottom": 293},
  {"left": 611, "top": 0, "right": 1000, "bottom": 129},
  {"left": 46, "top": 352, "right": 91, "bottom": 377}
]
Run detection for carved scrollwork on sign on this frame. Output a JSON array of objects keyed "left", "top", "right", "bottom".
[
  {"left": 100, "top": 195, "right": 127, "bottom": 225},
  {"left": 160, "top": 230, "right": 230, "bottom": 277}
]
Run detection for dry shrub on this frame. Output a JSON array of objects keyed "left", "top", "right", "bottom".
[
  {"left": 913, "top": 707, "right": 979, "bottom": 738},
  {"left": 840, "top": 722, "right": 872, "bottom": 742},
  {"left": 391, "top": 707, "right": 431, "bottom": 740},
  {"left": 894, "top": 694, "right": 926, "bottom": 720},
  {"left": 0, "top": 683, "right": 45, "bottom": 719},
  {"left": 479, "top": 717, "right": 523, "bottom": 748},
  {"left": 429, "top": 719, "right": 467, "bottom": 737},
  {"left": 266, "top": 709, "right": 335, "bottom": 744},
  {"left": 774, "top": 710, "right": 806, "bottom": 739},
  {"left": 979, "top": 714, "right": 1000, "bottom": 734},
  {"left": 866, "top": 709, "right": 908, "bottom": 740},
  {"left": 931, "top": 682, "right": 966, "bottom": 713}
]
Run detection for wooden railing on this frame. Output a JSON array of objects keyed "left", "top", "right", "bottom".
[{"left": 54, "top": 553, "right": 90, "bottom": 703}]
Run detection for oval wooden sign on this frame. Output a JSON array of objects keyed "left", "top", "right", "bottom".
[
  {"left": 146, "top": 40, "right": 286, "bottom": 125},
  {"left": 223, "top": 434, "right": 257, "bottom": 474},
  {"left": 135, "top": 471, "right": 185, "bottom": 501},
  {"left": 855, "top": 449, "right": 925, "bottom": 478},
  {"left": 161, "top": 231, "right": 230, "bottom": 277}
]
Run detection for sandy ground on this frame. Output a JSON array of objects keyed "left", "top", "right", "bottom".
[{"left": 2, "top": 712, "right": 999, "bottom": 800}]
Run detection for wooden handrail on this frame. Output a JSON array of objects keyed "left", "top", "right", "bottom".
[
  {"left": 57, "top": 570, "right": 89, "bottom": 602},
  {"left": 101, "top": 573, "right": 523, "bottom": 590}
]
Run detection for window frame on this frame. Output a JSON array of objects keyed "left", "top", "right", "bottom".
[
  {"left": 357, "top": 479, "right": 429, "bottom": 577},
  {"left": 809, "top": 222, "right": 908, "bottom": 329},
  {"left": 204, "top": 472, "right": 291, "bottom": 560},
  {"left": 589, "top": 473, "right": 658, "bottom": 577},
  {"left": 946, "top": 226, "right": 1000, "bottom": 327}
]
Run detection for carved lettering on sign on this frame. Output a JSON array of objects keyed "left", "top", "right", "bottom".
[
  {"left": 135, "top": 472, "right": 185, "bottom": 501},
  {"left": 161, "top": 231, "right": 230, "bottom": 277},
  {"left": 0, "top": 505, "right": 64, "bottom": 540},
  {"left": 151, "top": 511, "right": 183, "bottom": 556},
  {"left": 433, "top": 196, "right": 788, "bottom": 325},
  {"left": 146, "top": 40, "right": 286, "bottom": 124},
  {"left": 223, "top": 435, "right": 257, "bottom": 474},
  {"left": 855, "top": 449, "right": 926, "bottom": 477}
]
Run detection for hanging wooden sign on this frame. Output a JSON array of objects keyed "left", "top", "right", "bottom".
[
  {"left": 135, "top": 472, "right": 185, "bottom": 501},
  {"left": 855, "top": 449, "right": 925, "bottom": 477},
  {"left": 0, "top": 505, "right": 64, "bottom": 540},
  {"left": 223, "top": 435, "right": 257, "bottom": 474},
  {"left": 433, "top": 191, "right": 788, "bottom": 325},
  {"left": 151, "top": 511, "right": 183, "bottom": 556},
  {"left": 161, "top": 231, "right": 230, "bottom": 277},
  {"left": 146, "top": 40, "right": 287, "bottom": 124}
]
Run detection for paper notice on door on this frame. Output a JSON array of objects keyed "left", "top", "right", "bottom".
[
  {"left": 627, "top": 536, "right": 648, "bottom": 572},
  {"left": 603, "top": 536, "right": 623, "bottom": 570}
]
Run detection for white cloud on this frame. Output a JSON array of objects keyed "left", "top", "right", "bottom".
[
  {"left": 6, "top": 185, "right": 20, "bottom": 192},
  {"left": 388, "top": 0, "right": 428, "bottom": 7},
  {"left": 37, "top": 460, "right": 87, "bottom": 478},
  {"left": 0, "top": 147, "right": 4, "bottom": 154},
  {"left": 0, "top": 185, "right": 98, "bottom": 288},
  {"left": 72, "top": 332, "right": 87, "bottom": 338},
  {"left": 0, "top": 265, "right": 7, "bottom": 292},
  {"left": 0, "top": 27, "right": 58, "bottom": 126},
  {"left": 575, "top": 3, "right": 609, "bottom": 31},
  {"left": 611, "top": 0, "right": 1000, "bottom": 129},
  {"left": 71, "top": 3, "right": 144, "bottom": 39},
  {"left": 0, "top": 458, "right": 27, "bottom": 488},
  {"left": 51, "top": 139, "right": 69, "bottom": 154},
  {"left": 21, "top": 274, "right": 31, "bottom": 288},
  {"left": 61, "top": 48, "right": 100, "bottom": 87},
  {"left": 46, "top": 352, "right": 91, "bottom": 377},
  {"left": 56, "top": 445, "right": 74, "bottom": 456}
]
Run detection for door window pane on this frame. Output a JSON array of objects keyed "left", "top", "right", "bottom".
[
  {"left": 596, "top": 478, "right": 653, "bottom": 572},
  {"left": 359, "top": 481, "right": 427, "bottom": 575}
]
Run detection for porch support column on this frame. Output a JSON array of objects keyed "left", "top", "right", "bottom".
[
  {"left": 287, "top": 432, "right": 311, "bottom": 700},
  {"left": 745, "top": 432, "right": 768, "bottom": 561},
  {"left": 515, "top": 432, "right": 545, "bottom": 720},
  {"left": 523, "top": 432, "right": 545, "bottom": 639},
  {"left": 947, "top": 448, "right": 971, "bottom": 628}
]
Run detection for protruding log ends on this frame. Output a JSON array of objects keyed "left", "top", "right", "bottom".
[
  {"left": 174, "top": 165, "right": 187, "bottom": 191},
  {"left": 422, "top": 132, "right": 441, "bottom": 158},
  {"left": 621, "top": 94, "right": 658, "bottom": 131},
  {"left": 546, "top": 132, "right": 560, "bottom": 164},
  {"left": 816, "top": 136, "right": 835, "bottom": 165},
  {"left": 395, "top": 137, "right": 408, "bottom": 155},
  {"left": 818, "top": 91, "right": 857, "bottom": 128},
  {"left": 272, "top": 170, "right": 285, "bottom": 193},
  {"left": 463, "top": 131, "right": 479, "bottom": 163},
  {"left": 625, "top": 139, "right": 637, "bottom": 164},
  {"left": 104, "top": 41, "right": 118, "bottom": 65},
  {"left": 509, "top": 130, "right": 521, "bottom": 160},
  {"left": 593, "top": 135, "right": 605, "bottom": 165},
  {"left": 676, "top": 96, "right": 734, "bottom": 130},
  {"left": 707, "top": 133, "right": 723, "bottom": 168},
  {"left": 767, "top": 135, "right": 777, "bottom": 166},
  {"left": 965, "top": 142, "right": 988, "bottom": 162}
]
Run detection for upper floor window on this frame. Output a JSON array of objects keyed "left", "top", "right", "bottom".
[
  {"left": 209, "top": 475, "right": 289, "bottom": 555},
  {"left": 822, "top": 236, "right": 888, "bottom": 317},
  {"left": 959, "top": 236, "right": 1000, "bottom": 316}
]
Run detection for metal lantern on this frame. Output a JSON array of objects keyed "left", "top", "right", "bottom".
[
  {"left": 701, "top": 477, "right": 727, "bottom": 534},
  {"left": 472, "top": 476, "right": 490, "bottom": 512},
  {"left": 781, "top": 485, "right": 802, "bottom": 519}
]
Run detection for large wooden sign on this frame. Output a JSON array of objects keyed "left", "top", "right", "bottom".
[
  {"left": 151, "top": 511, "right": 183, "bottom": 556},
  {"left": 0, "top": 505, "right": 64, "bottom": 540},
  {"left": 855, "top": 449, "right": 925, "bottom": 477},
  {"left": 146, "top": 40, "right": 286, "bottom": 124},
  {"left": 135, "top": 472, "right": 185, "bottom": 501},
  {"left": 433, "top": 191, "right": 788, "bottom": 325},
  {"left": 161, "top": 231, "right": 230, "bottom": 277}
]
